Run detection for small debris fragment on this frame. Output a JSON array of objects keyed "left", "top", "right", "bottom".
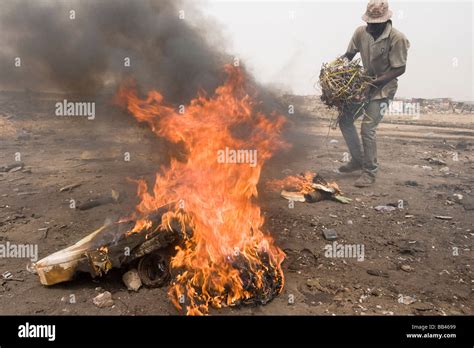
[
  {"left": 122, "top": 269, "right": 142, "bottom": 292},
  {"left": 17, "top": 191, "right": 39, "bottom": 196},
  {"left": 59, "top": 182, "right": 82, "bottom": 192},
  {"left": 322, "top": 228, "right": 338, "bottom": 241},
  {"left": 367, "top": 269, "right": 389, "bottom": 278},
  {"left": 414, "top": 303, "right": 433, "bottom": 312},
  {"left": 435, "top": 215, "right": 453, "bottom": 220},
  {"left": 400, "top": 265, "right": 414, "bottom": 272},
  {"left": 398, "top": 294, "right": 416, "bottom": 305},
  {"left": 2, "top": 271, "right": 13, "bottom": 279},
  {"left": 439, "top": 167, "right": 450, "bottom": 173},
  {"left": 26, "top": 262, "right": 37, "bottom": 274},
  {"left": 38, "top": 227, "right": 49, "bottom": 239},
  {"left": 93, "top": 291, "right": 114, "bottom": 308},
  {"left": 424, "top": 157, "right": 446, "bottom": 166},
  {"left": 281, "top": 190, "right": 305, "bottom": 202},
  {"left": 0, "top": 162, "right": 24, "bottom": 173},
  {"left": 404, "top": 180, "right": 418, "bottom": 187},
  {"left": 461, "top": 196, "right": 474, "bottom": 211},
  {"left": 77, "top": 190, "right": 120, "bottom": 210},
  {"left": 371, "top": 288, "right": 383, "bottom": 297},
  {"left": 374, "top": 205, "right": 396, "bottom": 212},
  {"left": 398, "top": 240, "right": 425, "bottom": 255},
  {"left": 8, "top": 166, "right": 23, "bottom": 173}
]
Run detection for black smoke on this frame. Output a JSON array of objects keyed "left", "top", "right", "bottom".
[{"left": 0, "top": 0, "right": 228, "bottom": 102}]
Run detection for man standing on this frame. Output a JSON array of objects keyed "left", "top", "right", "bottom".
[{"left": 339, "top": 0, "right": 410, "bottom": 187}]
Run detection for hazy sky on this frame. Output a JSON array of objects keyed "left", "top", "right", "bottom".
[{"left": 195, "top": 0, "right": 473, "bottom": 101}]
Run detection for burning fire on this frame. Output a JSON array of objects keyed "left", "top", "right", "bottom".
[
  {"left": 268, "top": 171, "right": 341, "bottom": 194},
  {"left": 116, "top": 65, "right": 287, "bottom": 315}
]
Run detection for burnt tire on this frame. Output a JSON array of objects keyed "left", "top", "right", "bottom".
[{"left": 137, "top": 253, "right": 170, "bottom": 288}]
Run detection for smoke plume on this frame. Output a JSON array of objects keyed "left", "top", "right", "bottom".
[{"left": 0, "top": 0, "right": 228, "bottom": 102}]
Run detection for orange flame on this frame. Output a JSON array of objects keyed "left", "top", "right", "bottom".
[
  {"left": 116, "top": 65, "right": 287, "bottom": 314},
  {"left": 267, "top": 171, "right": 316, "bottom": 194},
  {"left": 267, "top": 171, "right": 341, "bottom": 195}
]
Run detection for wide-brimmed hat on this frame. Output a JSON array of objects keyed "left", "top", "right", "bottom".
[{"left": 362, "top": 0, "right": 393, "bottom": 23}]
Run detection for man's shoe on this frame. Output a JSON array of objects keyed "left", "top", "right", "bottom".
[
  {"left": 338, "top": 161, "right": 362, "bottom": 173},
  {"left": 354, "top": 172, "right": 375, "bottom": 187}
]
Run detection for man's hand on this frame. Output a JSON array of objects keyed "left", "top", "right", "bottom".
[
  {"left": 356, "top": 66, "right": 406, "bottom": 102},
  {"left": 355, "top": 84, "right": 373, "bottom": 102},
  {"left": 341, "top": 52, "right": 356, "bottom": 61}
]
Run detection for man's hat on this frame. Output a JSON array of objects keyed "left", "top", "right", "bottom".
[{"left": 362, "top": 0, "right": 393, "bottom": 23}]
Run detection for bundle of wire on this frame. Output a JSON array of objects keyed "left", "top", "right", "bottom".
[{"left": 319, "top": 57, "right": 373, "bottom": 111}]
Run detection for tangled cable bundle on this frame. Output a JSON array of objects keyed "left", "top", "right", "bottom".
[{"left": 319, "top": 57, "right": 373, "bottom": 111}]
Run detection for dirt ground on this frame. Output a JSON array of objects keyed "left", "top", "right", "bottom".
[{"left": 0, "top": 92, "right": 472, "bottom": 315}]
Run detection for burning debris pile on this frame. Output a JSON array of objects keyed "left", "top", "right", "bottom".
[
  {"left": 268, "top": 172, "right": 352, "bottom": 204},
  {"left": 35, "top": 206, "right": 178, "bottom": 286},
  {"left": 319, "top": 57, "right": 373, "bottom": 111},
  {"left": 35, "top": 66, "right": 287, "bottom": 315}
]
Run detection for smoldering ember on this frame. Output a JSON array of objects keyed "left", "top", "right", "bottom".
[{"left": 0, "top": 0, "right": 472, "bottom": 327}]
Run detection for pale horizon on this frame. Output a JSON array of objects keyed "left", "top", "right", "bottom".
[{"left": 197, "top": 0, "right": 473, "bottom": 101}]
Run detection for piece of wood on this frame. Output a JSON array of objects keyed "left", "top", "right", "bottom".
[
  {"left": 59, "top": 182, "right": 82, "bottom": 192},
  {"left": 0, "top": 162, "right": 24, "bottom": 172},
  {"left": 76, "top": 190, "right": 120, "bottom": 210}
]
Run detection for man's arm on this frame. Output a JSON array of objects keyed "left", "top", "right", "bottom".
[
  {"left": 371, "top": 66, "right": 406, "bottom": 88},
  {"left": 343, "top": 27, "right": 361, "bottom": 61}
]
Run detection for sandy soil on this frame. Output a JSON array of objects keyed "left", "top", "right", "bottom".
[{"left": 0, "top": 93, "right": 472, "bottom": 315}]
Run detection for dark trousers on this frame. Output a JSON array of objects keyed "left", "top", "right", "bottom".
[{"left": 339, "top": 98, "right": 388, "bottom": 176}]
